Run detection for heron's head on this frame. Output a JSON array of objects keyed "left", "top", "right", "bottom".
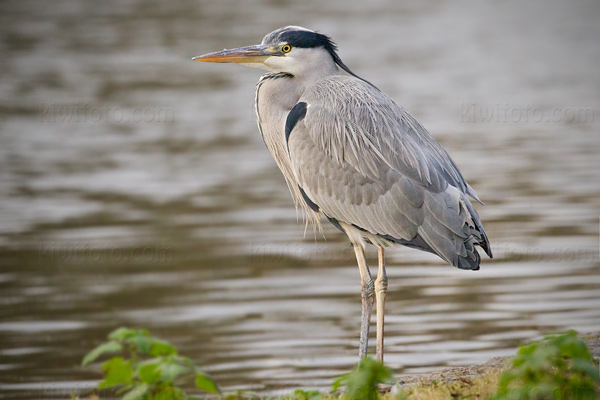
[{"left": 193, "top": 26, "right": 356, "bottom": 78}]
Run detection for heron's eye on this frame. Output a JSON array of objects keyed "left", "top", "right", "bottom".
[{"left": 281, "top": 44, "right": 292, "bottom": 53}]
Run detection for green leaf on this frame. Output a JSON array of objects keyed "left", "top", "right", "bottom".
[
  {"left": 170, "top": 386, "right": 187, "bottom": 400},
  {"left": 290, "top": 389, "right": 325, "bottom": 399},
  {"left": 491, "top": 331, "right": 600, "bottom": 400},
  {"left": 121, "top": 383, "right": 149, "bottom": 400},
  {"left": 195, "top": 372, "right": 220, "bottom": 394},
  {"left": 99, "top": 357, "right": 133, "bottom": 388},
  {"left": 109, "top": 327, "right": 151, "bottom": 344},
  {"left": 158, "top": 360, "right": 189, "bottom": 382},
  {"left": 150, "top": 339, "right": 178, "bottom": 356},
  {"left": 82, "top": 341, "right": 123, "bottom": 366},
  {"left": 572, "top": 358, "right": 600, "bottom": 384},
  {"left": 331, "top": 372, "right": 350, "bottom": 392},
  {"left": 108, "top": 327, "right": 135, "bottom": 341},
  {"left": 332, "top": 357, "right": 393, "bottom": 400},
  {"left": 152, "top": 384, "right": 186, "bottom": 400},
  {"left": 128, "top": 335, "right": 153, "bottom": 354},
  {"left": 139, "top": 362, "right": 162, "bottom": 384}
]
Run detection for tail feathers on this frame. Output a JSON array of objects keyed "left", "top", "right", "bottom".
[
  {"left": 415, "top": 192, "right": 492, "bottom": 271},
  {"left": 463, "top": 199, "right": 493, "bottom": 259},
  {"left": 417, "top": 217, "right": 482, "bottom": 271},
  {"left": 457, "top": 246, "right": 481, "bottom": 271}
]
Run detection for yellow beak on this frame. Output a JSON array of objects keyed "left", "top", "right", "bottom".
[{"left": 192, "top": 44, "right": 274, "bottom": 64}]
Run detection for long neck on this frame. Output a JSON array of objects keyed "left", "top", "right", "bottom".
[
  {"left": 254, "top": 73, "right": 304, "bottom": 189},
  {"left": 254, "top": 60, "right": 339, "bottom": 217}
]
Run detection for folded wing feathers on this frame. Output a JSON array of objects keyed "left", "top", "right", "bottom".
[{"left": 288, "top": 76, "right": 491, "bottom": 268}]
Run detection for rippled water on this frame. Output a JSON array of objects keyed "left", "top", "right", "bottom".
[{"left": 1, "top": 0, "right": 599, "bottom": 398}]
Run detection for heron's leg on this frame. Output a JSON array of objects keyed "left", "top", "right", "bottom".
[
  {"left": 375, "top": 247, "right": 388, "bottom": 362},
  {"left": 353, "top": 243, "right": 374, "bottom": 358}
]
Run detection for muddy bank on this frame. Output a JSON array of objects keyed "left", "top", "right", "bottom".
[{"left": 398, "top": 332, "right": 600, "bottom": 386}]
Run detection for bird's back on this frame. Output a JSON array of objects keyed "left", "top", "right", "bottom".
[{"left": 285, "top": 75, "right": 492, "bottom": 269}]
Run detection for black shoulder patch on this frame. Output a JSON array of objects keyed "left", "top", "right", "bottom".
[
  {"left": 298, "top": 185, "right": 319, "bottom": 212},
  {"left": 325, "top": 215, "right": 344, "bottom": 233},
  {"left": 285, "top": 102, "right": 307, "bottom": 147}
]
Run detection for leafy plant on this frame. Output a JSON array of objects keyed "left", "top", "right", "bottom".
[
  {"left": 82, "top": 328, "right": 600, "bottom": 400},
  {"left": 281, "top": 389, "right": 326, "bottom": 400},
  {"left": 332, "top": 357, "right": 393, "bottom": 400},
  {"left": 489, "top": 330, "right": 600, "bottom": 400},
  {"left": 82, "top": 327, "right": 220, "bottom": 400}
]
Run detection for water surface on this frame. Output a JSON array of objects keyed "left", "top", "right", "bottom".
[{"left": 1, "top": 0, "right": 599, "bottom": 398}]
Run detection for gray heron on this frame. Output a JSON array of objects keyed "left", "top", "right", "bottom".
[{"left": 193, "top": 26, "right": 492, "bottom": 362}]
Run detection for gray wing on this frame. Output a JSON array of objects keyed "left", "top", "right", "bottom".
[{"left": 286, "top": 75, "right": 491, "bottom": 270}]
